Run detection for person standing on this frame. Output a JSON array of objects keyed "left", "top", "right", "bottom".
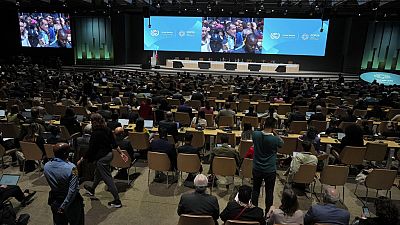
[
  {"left": 81, "top": 113, "right": 127, "bottom": 208},
  {"left": 251, "top": 117, "right": 283, "bottom": 214},
  {"left": 44, "top": 143, "right": 84, "bottom": 225}
]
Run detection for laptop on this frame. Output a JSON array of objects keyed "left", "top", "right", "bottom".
[
  {"left": 94, "top": 83, "right": 99, "bottom": 87},
  {"left": 305, "top": 112, "right": 315, "bottom": 120},
  {"left": 337, "top": 132, "right": 346, "bottom": 141},
  {"left": 144, "top": 120, "right": 154, "bottom": 129},
  {"left": 0, "top": 174, "right": 21, "bottom": 186},
  {"left": 0, "top": 110, "right": 5, "bottom": 117},
  {"left": 76, "top": 115, "right": 84, "bottom": 123},
  {"left": 21, "top": 111, "right": 31, "bottom": 118},
  {"left": 118, "top": 119, "right": 129, "bottom": 127},
  {"left": 43, "top": 114, "right": 53, "bottom": 122}
]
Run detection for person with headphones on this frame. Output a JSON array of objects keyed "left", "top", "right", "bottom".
[{"left": 44, "top": 143, "right": 84, "bottom": 225}]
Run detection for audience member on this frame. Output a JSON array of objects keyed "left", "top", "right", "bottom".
[
  {"left": 138, "top": 98, "right": 153, "bottom": 120},
  {"left": 177, "top": 133, "right": 201, "bottom": 185},
  {"left": 159, "top": 112, "right": 179, "bottom": 142},
  {"left": 241, "top": 123, "right": 253, "bottom": 140},
  {"left": 107, "top": 113, "right": 122, "bottom": 130},
  {"left": 308, "top": 105, "right": 326, "bottom": 123},
  {"left": 245, "top": 105, "right": 257, "bottom": 117},
  {"left": 191, "top": 110, "right": 207, "bottom": 128},
  {"left": 150, "top": 127, "right": 177, "bottom": 181},
  {"left": 355, "top": 196, "right": 399, "bottom": 225},
  {"left": 267, "top": 187, "right": 304, "bottom": 225}
]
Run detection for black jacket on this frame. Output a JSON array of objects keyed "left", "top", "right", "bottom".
[
  {"left": 85, "top": 127, "right": 117, "bottom": 162},
  {"left": 220, "top": 201, "right": 265, "bottom": 225},
  {"left": 178, "top": 191, "right": 219, "bottom": 223},
  {"left": 309, "top": 112, "right": 326, "bottom": 122}
]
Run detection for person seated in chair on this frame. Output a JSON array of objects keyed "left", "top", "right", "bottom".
[
  {"left": 220, "top": 185, "right": 265, "bottom": 225},
  {"left": 287, "top": 141, "right": 318, "bottom": 183},
  {"left": 177, "top": 174, "right": 219, "bottom": 225},
  {"left": 177, "top": 133, "right": 202, "bottom": 186},
  {"left": 308, "top": 105, "right": 326, "bottom": 124},
  {"left": 159, "top": 112, "right": 179, "bottom": 143}
]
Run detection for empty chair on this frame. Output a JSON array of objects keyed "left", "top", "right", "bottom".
[
  {"left": 147, "top": 151, "right": 171, "bottom": 187},
  {"left": 177, "top": 214, "right": 214, "bottom": 225},
  {"left": 111, "top": 149, "right": 135, "bottom": 185},
  {"left": 218, "top": 116, "right": 235, "bottom": 128},
  {"left": 216, "top": 132, "right": 236, "bottom": 148},
  {"left": 242, "top": 116, "right": 259, "bottom": 129},
  {"left": 211, "top": 156, "right": 237, "bottom": 192},
  {"left": 238, "top": 140, "right": 253, "bottom": 159},
  {"left": 339, "top": 146, "right": 366, "bottom": 166},
  {"left": 355, "top": 169, "right": 397, "bottom": 201},
  {"left": 289, "top": 121, "right": 308, "bottom": 134},
  {"left": 129, "top": 132, "right": 150, "bottom": 151},
  {"left": 19, "top": 141, "right": 44, "bottom": 173},
  {"left": 177, "top": 153, "right": 201, "bottom": 183},
  {"left": 277, "top": 105, "right": 291, "bottom": 115},
  {"left": 186, "top": 130, "right": 206, "bottom": 149},
  {"left": 240, "top": 158, "right": 253, "bottom": 185},
  {"left": 319, "top": 165, "right": 349, "bottom": 202},
  {"left": 238, "top": 101, "right": 251, "bottom": 112},
  {"left": 175, "top": 112, "right": 191, "bottom": 127},
  {"left": 256, "top": 102, "right": 270, "bottom": 113},
  {"left": 364, "top": 142, "right": 387, "bottom": 163},
  {"left": 226, "top": 220, "right": 259, "bottom": 225},
  {"left": 310, "top": 120, "right": 328, "bottom": 133},
  {"left": 278, "top": 137, "right": 297, "bottom": 156}
]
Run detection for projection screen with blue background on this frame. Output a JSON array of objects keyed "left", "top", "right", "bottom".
[{"left": 144, "top": 16, "right": 329, "bottom": 56}]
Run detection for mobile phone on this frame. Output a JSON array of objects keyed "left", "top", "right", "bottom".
[{"left": 362, "top": 206, "right": 370, "bottom": 218}]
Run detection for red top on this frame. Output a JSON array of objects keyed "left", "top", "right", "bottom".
[
  {"left": 244, "top": 146, "right": 254, "bottom": 159},
  {"left": 139, "top": 102, "right": 153, "bottom": 120}
]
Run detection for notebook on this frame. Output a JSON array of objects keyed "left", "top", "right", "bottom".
[{"left": 0, "top": 174, "right": 21, "bottom": 186}]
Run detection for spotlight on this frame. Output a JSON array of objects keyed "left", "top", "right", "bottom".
[
  {"left": 358, "top": 13, "right": 361, "bottom": 16},
  {"left": 221, "top": 8, "right": 224, "bottom": 12}
]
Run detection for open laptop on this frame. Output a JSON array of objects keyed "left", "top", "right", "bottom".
[
  {"left": 0, "top": 174, "right": 21, "bottom": 186},
  {"left": 337, "top": 132, "right": 346, "bottom": 141},
  {"left": 21, "top": 111, "right": 31, "bottom": 119},
  {"left": 76, "top": 115, "right": 84, "bottom": 123},
  {"left": 118, "top": 119, "right": 129, "bottom": 127},
  {"left": 305, "top": 112, "right": 315, "bottom": 120},
  {"left": 0, "top": 110, "right": 5, "bottom": 118},
  {"left": 144, "top": 120, "right": 154, "bottom": 129}
]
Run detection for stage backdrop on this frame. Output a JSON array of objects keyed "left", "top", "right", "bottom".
[
  {"left": 74, "top": 17, "right": 114, "bottom": 63},
  {"left": 361, "top": 21, "right": 400, "bottom": 71}
]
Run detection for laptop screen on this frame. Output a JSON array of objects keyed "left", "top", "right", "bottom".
[
  {"left": 21, "top": 111, "right": 31, "bottom": 118},
  {"left": 144, "top": 120, "right": 154, "bottom": 128},
  {"left": 0, "top": 110, "right": 5, "bottom": 117},
  {"left": 337, "top": 132, "right": 346, "bottom": 141},
  {"left": 0, "top": 174, "right": 21, "bottom": 186},
  {"left": 118, "top": 119, "right": 129, "bottom": 127},
  {"left": 76, "top": 115, "right": 84, "bottom": 122},
  {"left": 306, "top": 112, "right": 315, "bottom": 120}
]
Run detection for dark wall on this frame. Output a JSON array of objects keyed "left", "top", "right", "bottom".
[{"left": 123, "top": 16, "right": 369, "bottom": 73}]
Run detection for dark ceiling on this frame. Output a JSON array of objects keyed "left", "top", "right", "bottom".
[{"left": 2, "top": 0, "right": 400, "bottom": 19}]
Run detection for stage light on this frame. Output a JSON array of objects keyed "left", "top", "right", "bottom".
[
  {"left": 358, "top": 13, "right": 361, "bottom": 16},
  {"left": 221, "top": 8, "right": 224, "bottom": 12}
]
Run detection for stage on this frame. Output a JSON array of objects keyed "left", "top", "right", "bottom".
[{"left": 64, "top": 63, "right": 358, "bottom": 81}]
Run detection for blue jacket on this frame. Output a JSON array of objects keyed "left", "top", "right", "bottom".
[{"left": 304, "top": 203, "right": 350, "bottom": 225}]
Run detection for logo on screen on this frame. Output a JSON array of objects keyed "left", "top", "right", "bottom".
[
  {"left": 150, "top": 29, "right": 160, "bottom": 37},
  {"left": 179, "top": 31, "right": 186, "bottom": 37},
  {"left": 301, "top": 33, "right": 309, "bottom": 40},
  {"left": 270, "top": 32, "right": 280, "bottom": 40}
]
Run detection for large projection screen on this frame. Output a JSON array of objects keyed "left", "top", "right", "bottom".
[{"left": 144, "top": 16, "right": 329, "bottom": 56}]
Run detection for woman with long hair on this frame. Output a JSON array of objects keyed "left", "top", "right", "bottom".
[
  {"left": 80, "top": 113, "right": 127, "bottom": 208},
  {"left": 267, "top": 187, "right": 304, "bottom": 225}
]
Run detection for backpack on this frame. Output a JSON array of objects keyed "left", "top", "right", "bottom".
[{"left": 0, "top": 200, "right": 17, "bottom": 225}]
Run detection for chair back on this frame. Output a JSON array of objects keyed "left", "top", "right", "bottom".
[
  {"left": 278, "top": 137, "right": 297, "bottom": 155},
  {"left": 186, "top": 130, "right": 205, "bottom": 148},
  {"left": 365, "top": 169, "right": 397, "bottom": 190},
  {"left": 354, "top": 109, "right": 368, "bottom": 118},
  {"left": 377, "top": 121, "right": 393, "bottom": 134},
  {"left": 111, "top": 149, "right": 132, "bottom": 168},
  {"left": 297, "top": 106, "right": 309, "bottom": 115},
  {"left": 188, "top": 100, "right": 201, "bottom": 110},
  {"left": 310, "top": 120, "right": 328, "bottom": 133},
  {"left": 212, "top": 157, "right": 236, "bottom": 176},
  {"left": 216, "top": 132, "right": 236, "bottom": 147},
  {"left": 242, "top": 116, "right": 259, "bottom": 129},
  {"left": 205, "top": 114, "right": 215, "bottom": 127},
  {"left": 20, "top": 141, "right": 43, "bottom": 161},
  {"left": 129, "top": 132, "right": 150, "bottom": 150},
  {"left": 240, "top": 158, "right": 253, "bottom": 179},
  {"left": 147, "top": 151, "right": 171, "bottom": 172},
  {"left": 256, "top": 102, "right": 270, "bottom": 113},
  {"left": 320, "top": 165, "right": 349, "bottom": 186},
  {"left": 59, "top": 125, "right": 71, "bottom": 141},
  {"left": 175, "top": 112, "right": 191, "bottom": 127},
  {"left": 177, "top": 153, "right": 201, "bottom": 173},
  {"left": 53, "top": 105, "right": 67, "bottom": 116},
  {"left": 365, "top": 142, "right": 388, "bottom": 162},
  {"left": 292, "top": 164, "right": 317, "bottom": 184},
  {"left": 0, "top": 123, "right": 20, "bottom": 138},
  {"left": 238, "top": 101, "right": 251, "bottom": 112},
  {"left": 153, "top": 134, "right": 175, "bottom": 145},
  {"left": 339, "top": 122, "right": 356, "bottom": 131},
  {"left": 218, "top": 116, "right": 234, "bottom": 127},
  {"left": 387, "top": 108, "right": 400, "bottom": 120},
  {"left": 177, "top": 214, "right": 214, "bottom": 225},
  {"left": 73, "top": 106, "right": 88, "bottom": 116},
  {"left": 226, "top": 220, "right": 259, "bottom": 225},
  {"left": 339, "top": 146, "right": 366, "bottom": 165},
  {"left": 334, "top": 108, "right": 347, "bottom": 118},
  {"left": 44, "top": 144, "right": 55, "bottom": 158},
  {"left": 277, "top": 105, "right": 291, "bottom": 115},
  {"left": 0, "top": 144, "right": 6, "bottom": 158},
  {"left": 238, "top": 140, "right": 253, "bottom": 159},
  {"left": 289, "top": 121, "right": 308, "bottom": 134}
]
